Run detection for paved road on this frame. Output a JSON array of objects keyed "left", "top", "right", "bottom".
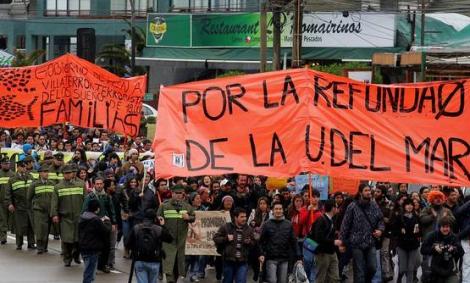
[
  {"left": 0, "top": 233, "right": 231, "bottom": 283},
  {"left": 0, "top": 233, "right": 419, "bottom": 283}
]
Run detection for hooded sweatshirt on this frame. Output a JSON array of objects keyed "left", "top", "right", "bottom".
[{"left": 78, "top": 211, "right": 109, "bottom": 254}]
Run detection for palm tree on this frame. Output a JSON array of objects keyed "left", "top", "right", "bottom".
[
  {"left": 96, "top": 20, "right": 146, "bottom": 77},
  {"left": 11, "top": 50, "right": 45, "bottom": 67}
]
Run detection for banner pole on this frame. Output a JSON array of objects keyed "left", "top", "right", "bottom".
[{"left": 308, "top": 172, "right": 313, "bottom": 219}]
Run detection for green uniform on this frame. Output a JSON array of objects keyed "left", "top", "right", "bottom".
[
  {"left": 28, "top": 178, "right": 55, "bottom": 252},
  {"left": 29, "top": 170, "right": 39, "bottom": 181},
  {"left": 5, "top": 172, "right": 35, "bottom": 248},
  {"left": 48, "top": 166, "right": 63, "bottom": 238},
  {"left": 0, "top": 169, "right": 14, "bottom": 242},
  {"left": 48, "top": 166, "right": 64, "bottom": 184},
  {"left": 51, "top": 178, "right": 85, "bottom": 265},
  {"left": 157, "top": 199, "right": 195, "bottom": 282}
]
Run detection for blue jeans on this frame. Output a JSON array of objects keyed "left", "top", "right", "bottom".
[
  {"left": 372, "top": 249, "right": 382, "bottom": 283},
  {"left": 189, "top": 255, "right": 207, "bottom": 278},
  {"left": 122, "top": 219, "right": 130, "bottom": 241},
  {"left": 135, "top": 261, "right": 160, "bottom": 283},
  {"left": 303, "top": 248, "right": 316, "bottom": 283},
  {"left": 351, "top": 247, "right": 377, "bottom": 283},
  {"left": 82, "top": 253, "right": 99, "bottom": 283},
  {"left": 223, "top": 261, "right": 248, "bottom": 283}
]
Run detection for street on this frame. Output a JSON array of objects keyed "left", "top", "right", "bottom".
[{"left": 0, "top": 233, "right": 233, "bottom": 283}]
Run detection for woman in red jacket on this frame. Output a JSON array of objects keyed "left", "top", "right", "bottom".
[{"left": 288, "top": 194, "right": 309, "bottom": 238}]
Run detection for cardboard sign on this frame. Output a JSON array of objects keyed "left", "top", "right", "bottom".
[
  {"left": 185, "top": 211, "right": 228, "bottom": 256},
  {"left": 0, "top": 54, "right": 146, "bottom": 137},
  {"left": 154, "top": 69, "right": 470, "bottom": 186}
]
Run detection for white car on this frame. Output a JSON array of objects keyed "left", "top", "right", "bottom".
[{"left": 142, "top": 103, "right": 158, "bottom": 118}]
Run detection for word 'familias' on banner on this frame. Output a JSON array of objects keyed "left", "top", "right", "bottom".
[{"left": 0, "top": 54, "right": 146, "bottom": 137}]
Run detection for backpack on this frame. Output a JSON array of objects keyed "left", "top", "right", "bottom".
[{"left": 134, "top": 223, "right": 162, "bottom": 259}]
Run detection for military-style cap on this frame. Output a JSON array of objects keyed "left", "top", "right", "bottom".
[
  {"left": 54, "top": 152, "right": 64, "bottom": 161},
  {"left": 16, "top": 159, "right": 26, "bottom": 167},
  {"left": 62, "top": 164, "right": 77, "bottom": 173},
  {"left": 0, "top": 154, "right": 10, "bottom": 163},
  {"left": 23, "top": 156, "right": 34, "bottom": 163},
  {"left": 171, "top": 184, "right": 186, "bottom": 192},
  {"left": 37, "top": 165, "right": 50, "bottom": 172}
]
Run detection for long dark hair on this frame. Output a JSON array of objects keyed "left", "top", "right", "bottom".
[
  {"left": 287, "top": 194, "right": 304, "bottom": 219},
  {"left": 254, "top": 196, "right": 270, "bottom": 227}
]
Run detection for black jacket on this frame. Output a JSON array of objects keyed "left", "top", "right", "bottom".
[
  {"left": 213, "top": 222, "right": 256, "bottom": 262},
  {"left": 393, "top": 212, "right": 421, "bottom": 251},
  {"left": 129, "top": 187, "right": 157, "bottom": 221},
  {"left": 421, "top": 230, "right": 464, "bottom": 258},
  {"left": 78, "top": 212, "right": 110, "bottom": 254},
  {"left": 259, "top": 218, "right": 300, "bottom": 261},
  {"left": 124, "top": 219, "right": 173, "bottom": 262},
  {"left": 308, "top": 214, "right": 336, "bottom": 254}
]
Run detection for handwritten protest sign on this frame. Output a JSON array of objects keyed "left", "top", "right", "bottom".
[
  {"left": 185, "top": 211, "right": 229, "bottom": 256},
  {"left": 154, "top": 69, "right": 470, "bottom": 186},
  {"left": 0, "top": 54, "right": 146, "bottom": 137}
]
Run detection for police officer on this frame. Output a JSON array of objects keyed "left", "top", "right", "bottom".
[
  {"left": 5, "top": 159, "right": 35, "bottom": 250},
  {"left": 51, "top": 164, "right": 85, "bottom": 267},
  {"left": 157, "top": 184, "right": 195, "bottom": 283},
  {"left": 49, "top": 153, "right": 64, "bottom": 184},
  {"left": 49, "top": 152, "right": 64, "bottom": 240},
  {"left": 28, "top": 165, "right": 55, "bottom": 254},
  {"left": 24, "top": 156, "right": 40, "bottom": 182},
  {"left": 0, "top": 154, "right": 14, "bottom": 244}
]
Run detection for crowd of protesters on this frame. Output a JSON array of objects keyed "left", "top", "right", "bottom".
[{"left": 1, "top": 125, "right": 470, "bottom": 283}]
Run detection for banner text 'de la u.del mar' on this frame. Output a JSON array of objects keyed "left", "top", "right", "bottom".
[
  {"left": 154, "top": 69, "right": 470, "bottom": 186},
  {"left": 0, "top": 54, "right": 146, "bottom": 137}
]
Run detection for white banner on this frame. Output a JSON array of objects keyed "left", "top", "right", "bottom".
[
  {"left": 281, "top": 12, "right": 396, "bottom": 48},
  {"left": 185, "top": 211, "right": 231, "bottom": 256}
]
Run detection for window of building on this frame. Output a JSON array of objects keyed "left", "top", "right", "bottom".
[
  {"left": 0, "top": 0, "right": 12, "bottom": 4},
  {"left": 16, "top": 35, "right": 25, "bottom": 49},
  {"left": 0, "top": 36, "right": 7, "bottom": 50},
  {"left": 111, "top": 0, "right": 154, "bottom": 16},
  {"left": 172, "top": 0, "right": 245, "bottom": 12},
  {"left": 46, "top": 0, "right": 91, "bottom": 16}
]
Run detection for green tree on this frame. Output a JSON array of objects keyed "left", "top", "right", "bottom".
[
  {"left": 96, "top": 20, "right": 146, "bottom": 77},
  {"left": 11, "top": 50, "right": 45, "bottom": 67}
]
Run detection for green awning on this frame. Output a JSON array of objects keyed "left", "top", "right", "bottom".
[{"left": 140, "top": 46, "right": 405, "bottom": 62}]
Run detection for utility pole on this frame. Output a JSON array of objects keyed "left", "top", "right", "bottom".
[
  {"left": 260, "top": 0, "right": 267, "bottom": 72},
  {"left": 130, "top": 0, "right": 136, "bottom": 75},
  {"left": 291, "top": 0, "right": 302, "bottom": 68},
  {"left": 420, "top": 0, "right": 426, "bottom": 81},
  {"left": 272, "top": 7, "right": 281, "bottom": 70}
]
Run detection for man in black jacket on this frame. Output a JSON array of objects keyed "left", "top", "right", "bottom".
[
  {"left": 213, "top": 207, "right": 256, "bottom": 283},
  {"left": 309, "top": 199, "right": 342, "bottom": 283},
  {"left": 79, "top": 199, "right": 110, "bottom": 283},
  {"left": 125, "top": 208, "right": 173, "bottom": 283},
  {"left": 259, "top": 202, "right": 300, "bottom": 283},
  {"left": 421, "top": 216, "right": 464, "bottom": 283}
]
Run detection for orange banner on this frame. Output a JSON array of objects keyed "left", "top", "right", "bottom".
[
  {"left": 330, "top": 177, "right": 360, "bottom": 195},
  {"left": 154, "top": 69, "right": 470, "bottom": 186},
  {"left": 0, "top": 54, "right": 146, "bottom": 137}
]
